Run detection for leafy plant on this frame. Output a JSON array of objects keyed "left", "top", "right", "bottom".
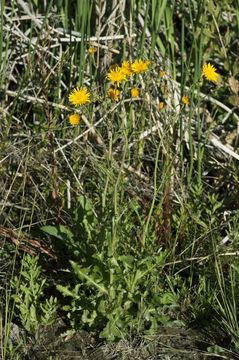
[
  {"left": 11, "top": 254, "right": 58, "bottom": 334},
  {"left": 42, "top": 195, "right": 180, "bottom": 340}
]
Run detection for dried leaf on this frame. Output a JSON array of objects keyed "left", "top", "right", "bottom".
[{"left": 229, "top": 77, "right": 239, "bottom": 94}]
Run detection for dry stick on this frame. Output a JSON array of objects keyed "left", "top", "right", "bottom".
[
  {"left": 198, "top": 91, "right": 239, "bottom": 123},
  {"left": 163, "top": 252, "right": 232, "bottom": 268},
  {"left": 56, "top": 34, "right": 137, "bottom": 42},
  {"left": 0, "top": 226, "right": 56, "bottom": 259},
  {"left": 209, "top": 135, "right": 239, "bottom": 161},
  {"left": 167, "top": 250, "right": 239, "bottom": 268},
  {"left": 11, "top": 15, "right": 44, "bottom": 21},
  {"left": 0, "top": 202, "right": 30, "bottom": 211}
]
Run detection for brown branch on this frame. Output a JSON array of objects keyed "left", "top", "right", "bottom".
[{"left": 0, "top": 227, "right": 57, "bottom": 260}]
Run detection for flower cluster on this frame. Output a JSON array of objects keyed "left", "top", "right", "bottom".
[
  {"left": 106, "top": 59, "right": 150, "bottom": 88},
  {"left": 68, "top": 59, "right": 150, "bottom": 123},
  {"left": 67, "top": 58, "right": 220, "bottom": 125},
  {"left": 104, "top": 59, "right": 150, "bottom": 103}
]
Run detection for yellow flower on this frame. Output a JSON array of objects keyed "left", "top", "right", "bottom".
[
  {"left": 88, "top": 47, "right": 95, "bottom": 55},
  {"left": 181, "top": 96, "right": 189, "bottom": 105},
  {"left": 107, "top": 88, "right": 120, "bottom": 102},
  {"left": 131, "top": 87, "right": 139, "bottom": 98},
  {"left": 106, "top": 66, "right": 126, "bottom": 86},
  {"left": 159, "top": 70, "right": 165, "bottom": 77},
  {"left": 131, "top": 59, "right": 150, "bottom": 74},
  {"left": 68, "top": 114, "right": 80, "bottom": 125},
  {"left": 68, "top": 87, "right": 90, "bottom": 106},
  {"left": 202, "top": 63, "right": 219, "bottom": 83},
  {"left": 159, "top": 101, "right": 164, "bottom": 109},
  {"left": 121, "top": 60, "right": 133, "bottom": 77}
]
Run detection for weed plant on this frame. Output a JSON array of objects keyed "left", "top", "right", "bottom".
[{"left": 0, "top": 0, "right": 239, "bottom": 359}]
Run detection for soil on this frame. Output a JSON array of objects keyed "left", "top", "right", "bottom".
[{"left": 10, "top": 320, "right": 234, "bottom": 360}]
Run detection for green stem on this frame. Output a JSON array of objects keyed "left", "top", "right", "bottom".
[{"left": 141, "top": 145, "right": 160, "bottom": 250}]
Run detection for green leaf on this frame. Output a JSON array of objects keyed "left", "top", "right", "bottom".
[
  {"left": 160, "top": 292, "right": 177, "bottom": 306},
  {"left": 118, "top": 255, "right": 135, "bottom": 269},
  {"left": 99, "top": 320, "right": 122, "bottom": 341},
  {"left": 70, "top": 261, "right": 108, "bottom": 295},
  {"left": 41, "top": 225, "right": 74, "bottom": 241},
  {"left": 82, "top": 309, "right": 97, "bottom": 325},
  {"left": 56, "top": 284, "right": 80, "bottom": 298},
  {"left": 42, "top": 226, "right": 64, "bottom": 241}
]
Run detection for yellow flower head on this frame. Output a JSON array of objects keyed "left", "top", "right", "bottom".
[
  {"left": 181, "top": 96, "right": 189, "bottom": 105},
  {"left": 131, "top": 87, "right": 139, "bottom": 98},
  {"left": 106, "top": 66, "right": 126, "bottom": 86},
  {"left": 159, "top": 70, "right": 165, "bottom": 77},
  {"left": 202, "top": 63, "right": 218, "bottom": 83},
  {"left": 69, "top": 87, "right": 90, "bottom": 106},
  {"left": 159, "top": 101, "right": 164, "bottom": 110},
  {"left": 121, "top": 60, "right": 133, "bottom": 77},
  {"left": 68, "top": 114, "right": 80, "bottom": 125},
  {"left": 88, "top": 47, "right": 95, "bottom": 55},
  {"left": 107, "top": 88, "right": 120, "bottom": 102},
  {"left": 131, "top": 59, "right": 150, "bottom": 74}
]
